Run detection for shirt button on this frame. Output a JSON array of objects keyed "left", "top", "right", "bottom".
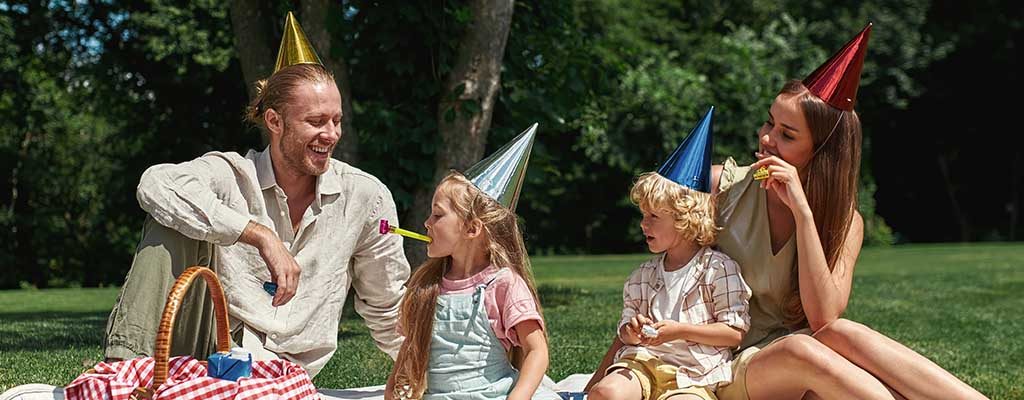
[{"left": 270, "top": 333, "right": 278, "bottom": 340}]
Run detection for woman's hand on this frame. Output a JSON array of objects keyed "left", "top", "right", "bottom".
[{"left": 752, "top": 152, "right": 811, "bottom": 215}]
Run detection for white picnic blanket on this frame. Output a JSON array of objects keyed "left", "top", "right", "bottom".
[
  {"left": 0, "top": 374, "right": 594, "bottom": 400},
  {"left": 318, "top": 374, "right": 591, "bottom": 400}
]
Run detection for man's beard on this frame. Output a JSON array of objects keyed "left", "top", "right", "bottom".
[{"left": 279, "top": 121, "right": 331, "bottom": 176}]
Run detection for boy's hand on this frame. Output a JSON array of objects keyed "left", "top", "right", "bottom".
[
  {"left": 619, "top": 322, "right": 641, "bottom": 345},
  {"left": 620, "top": 315, "right": 653, "bottom": 345},
  {"left": 642, "top": 320, "right": 688, "bottom": 346}
]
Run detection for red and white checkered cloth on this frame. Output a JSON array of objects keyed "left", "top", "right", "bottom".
[{"left": 65, "top": 357, "right": 319, "bottom": 400}]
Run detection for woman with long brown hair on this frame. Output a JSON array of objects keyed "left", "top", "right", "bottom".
[{"left": 589, "top": 24, "right": 986, "bottom": 399}]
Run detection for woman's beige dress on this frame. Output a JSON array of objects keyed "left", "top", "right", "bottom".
[{"left": 714, "top": 158, "right": 811, "bottom": 400}]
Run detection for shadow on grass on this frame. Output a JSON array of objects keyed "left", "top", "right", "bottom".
[
  {"left": 0, "top": 311, "right": 108, "bottom": 352},
  {"left": 337, "top": 328, "right": 366, "bottom": 341},
  {"left": 538, "top": 285, "right": 591, "bottom": 308},
  {"left": 0, "top": 306, "right": 374, "bottom": 356}
]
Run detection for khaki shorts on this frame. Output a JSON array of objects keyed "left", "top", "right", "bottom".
[
  {"left": 714, "top": 328, "right": 813, "bottom": 400},
  {"left": 607, "top": 352, "right": 717, "bottom": 400}
]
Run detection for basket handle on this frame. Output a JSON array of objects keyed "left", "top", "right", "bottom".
[{"left": 133, "top": 266, "right": 231, "bottom": 399}]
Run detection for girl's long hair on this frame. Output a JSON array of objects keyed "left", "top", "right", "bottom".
[
  {"left": 392, "top": 172, "right": 542, "bottom": 399},
  {"left": 778, "top": 80, "right": 862, "bottom": 328}
]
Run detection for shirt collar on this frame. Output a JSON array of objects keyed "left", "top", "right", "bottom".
[
  {"left": 657, "top": 247, "right": 707, "bottom": 273},
  {"left": 256, "top": 147, "right": 278, "bottom": 191},
  {"left": 441, "top": 265, "right": 500, "bottom": 292}
]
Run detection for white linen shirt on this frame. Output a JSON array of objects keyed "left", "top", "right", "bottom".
[{"left": 137, "top": 147, "right": 410, "bottom": 377}]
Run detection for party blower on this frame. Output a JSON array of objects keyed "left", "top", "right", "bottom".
[
  {"left": 263, "top": 219, "right": 431, "bottom": 297},
  {"left": 379, "top": 219, "right": 432, "bottom": 243},
  {"left": 754, "top": 167, "right": 770, "bottom": 181}
]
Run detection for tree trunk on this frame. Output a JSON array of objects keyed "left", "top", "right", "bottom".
[
  {"left": 404, "top": 0, "right": 516, "bottom": 266},
  {"left": 228, "top": 0, "right": 276, "bottom": 145},
  {"left": 299, "top": 1, "right": 359, "bottom": 164},
  {"left": 1010, "top": 151, "right": 1020, "bottom": 241},
  {"left": 936, "top": 153, "right": 970, "bottom": 241},
  {"left": 12, "top": 131, "right": 43, "bottom": 288}
]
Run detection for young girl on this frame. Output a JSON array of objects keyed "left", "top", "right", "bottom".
[{"left": 385, "top": 171, "right": 559, "bottom": 400}]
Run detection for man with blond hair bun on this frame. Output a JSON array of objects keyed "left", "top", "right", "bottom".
[{"left": 103, "top": 13, "right": 409, "bottom": 378}]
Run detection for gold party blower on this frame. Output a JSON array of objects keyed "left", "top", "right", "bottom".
[{"left": 754, "top": 167, "right": 770, "bottom": 181}]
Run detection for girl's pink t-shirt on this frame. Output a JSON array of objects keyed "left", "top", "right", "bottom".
[{"left": 439, "top": 265, "right": 545, "bottom": 350}]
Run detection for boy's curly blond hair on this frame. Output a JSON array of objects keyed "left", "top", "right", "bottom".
[{"left": 629, "top": 172, "right": 719, "bottom": 247}]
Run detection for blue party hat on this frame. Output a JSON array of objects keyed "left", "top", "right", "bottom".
[
  {"left": 658, "top": 106, "right": 714, "bottom": 193},
  {"left": 464, "top": 123, "right": 538, "bottom": 211}
]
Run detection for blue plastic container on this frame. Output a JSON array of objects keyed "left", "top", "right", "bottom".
[{"left": 207, "top": 347, "right": 252, "bottom": 381}]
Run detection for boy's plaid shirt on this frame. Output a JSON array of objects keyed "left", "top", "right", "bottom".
[{"left": 617, "top": 247, "right": 752, "bottom": 387}]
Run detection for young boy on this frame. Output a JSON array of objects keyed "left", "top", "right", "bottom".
[{"left": 589, "top": 107, "right": 751, "bottom": 400}]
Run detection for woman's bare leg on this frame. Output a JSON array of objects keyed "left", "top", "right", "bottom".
[
  {"left": 588, "top": 369, "right": 643, "bottom": 400},
  {"left": 813, "top": 318, "right": 987, "bottom": 399},
  {"left": 804, "top": 385, "right": 907, "bottom": 400},
  {"left": 744, "top": 335, "right": 895, "bottom": 400}
]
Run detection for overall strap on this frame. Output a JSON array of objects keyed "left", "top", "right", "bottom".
[
  {"left": 483, "top": 268, "right": 508, "bottom": 287},
  {"left": 473, "top": 268, "right": 508, "bottom": 305}
]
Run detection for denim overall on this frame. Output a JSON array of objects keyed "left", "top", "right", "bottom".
[{"left": 423, "top": 272, "right": 559, "bottom": 400}]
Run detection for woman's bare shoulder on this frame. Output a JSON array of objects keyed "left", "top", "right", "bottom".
[{"left": 712, "top": 164, "right": 724, "bottom": 195}]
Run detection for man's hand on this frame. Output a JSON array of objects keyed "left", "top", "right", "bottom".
[
  {"left": 239, "top": 221, "right": 301, "bottom": 307},
  {"left": 260, "top": 237, "right": 301, "bottom": 307}
]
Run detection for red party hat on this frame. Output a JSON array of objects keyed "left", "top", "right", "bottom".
[{"left": 803, "top": 23, "right": 872, "bottom": 111}]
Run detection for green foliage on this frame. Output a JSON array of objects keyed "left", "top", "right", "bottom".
[
  {"left": 513, "top": 1, "right": 911, "bottom": 253},
  {"left": 132, "top": 1, "right": 235, "bottom": 71},
  {"left": 577, "top": 53, "right": 710, "bottom": 170},
  {"left": 0, "top": 2, "right": 131, "bottom": 288},
  {"left": 2, "top": 0, "right": 995, "bottom": 285},
  {"left": 859, "top": 178, "right": 895, "bottom": 246},
  {"left": 0, "top": 0, "right": 254, "bottom": 288}
]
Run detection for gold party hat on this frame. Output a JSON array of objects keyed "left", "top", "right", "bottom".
[{"left": 273, "top": 12, "right": 323, "bottom": 73}]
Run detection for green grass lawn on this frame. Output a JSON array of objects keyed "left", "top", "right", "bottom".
[{"left": 1, "top": 243, "right": 1021, "bottom": 398}]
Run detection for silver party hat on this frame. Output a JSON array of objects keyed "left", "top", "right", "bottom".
[{"left": 463, "top": 123, "right": 538, "bottom": 211}]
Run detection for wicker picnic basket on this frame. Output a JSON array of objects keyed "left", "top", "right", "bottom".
[{"left": 65, "top": 267, "right": 318, "bottom": 400}]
